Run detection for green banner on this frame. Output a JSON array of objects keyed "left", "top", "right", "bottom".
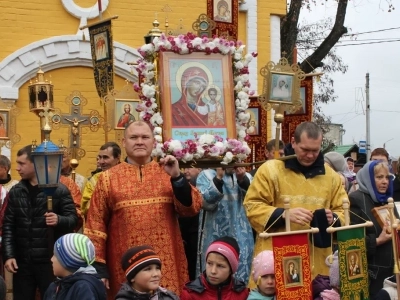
[{"left": 337, "top": 227, "right": 369, "bottom": 300}]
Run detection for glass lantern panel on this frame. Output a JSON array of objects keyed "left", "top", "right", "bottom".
[{"left": 46, "top": 154, "right": 62, "bottom": 185}]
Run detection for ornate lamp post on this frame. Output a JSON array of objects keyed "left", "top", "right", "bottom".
[
  {"left": 28, "top": 66, "right": 63, "bottom": 208},
  {"left": 28, "top": 66, "right": 55, "bottom": 142},
  {"left": 144, "top": 18, "right": 163, "bottom": 44}
]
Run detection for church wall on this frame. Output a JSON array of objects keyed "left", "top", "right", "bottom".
[{"left": 0, "top": 0, "right": 286, "bottom": 175}]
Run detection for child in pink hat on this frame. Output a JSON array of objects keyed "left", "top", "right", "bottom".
[{"left": 248, "top": 250, "right": 276, "bottom": 299}]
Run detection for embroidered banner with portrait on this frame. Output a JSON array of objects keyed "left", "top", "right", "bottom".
[
  {"left": 88, "top": 19, "right": 114, "bottom": 98},
  {"left": 246, "top": 96, "right": 268, "bottom": 166},
  {"left": 207, "top": 0, "right": 238, "bottom": 40},
  {"left": 272, "top": 233, "right": 313, "bottom": 300},
  {"left": 337, "top": 227, "right": 370, "bottom": 300}
]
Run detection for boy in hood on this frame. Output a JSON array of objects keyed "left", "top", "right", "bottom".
[{"left": 44, "top": 233, "right": 106, "bottom": 300}]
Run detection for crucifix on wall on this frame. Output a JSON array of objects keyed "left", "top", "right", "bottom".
[{"left": 51, "top": 91, "right": 103, "bottom": 159}]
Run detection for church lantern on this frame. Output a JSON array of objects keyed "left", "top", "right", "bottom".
[{"left": 28, "top": 67, "right": 54, "bottom": 116}]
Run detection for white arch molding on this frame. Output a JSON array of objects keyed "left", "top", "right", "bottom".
[
  {"left": 61, "top": 0, "right": 110, "bottom": 36},
  {"left": 0, "top": 35, "right": 141, "bottom": 101}
]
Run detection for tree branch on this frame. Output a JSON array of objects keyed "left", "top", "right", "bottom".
[
  {"left": 281, "top": 1, "right": 302, "bottom": 63},
  {"left": 299, "top": 0, "right": 349, "bottom": 73}
]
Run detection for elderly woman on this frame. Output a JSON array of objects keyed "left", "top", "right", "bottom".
[{"left": 349, "top": 160, "right": 398, "bottom": 297}]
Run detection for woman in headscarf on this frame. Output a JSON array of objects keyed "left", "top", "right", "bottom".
[
  {"left": 172, "top": 66, "right": 209, "bottom": 126},
  {"left": 349, "top": 160, "right": 398, "bottom": 297}
]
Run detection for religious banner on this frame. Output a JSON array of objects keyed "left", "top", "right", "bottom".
[
  {"left": 337, "top": 227, "right": 370, "bottom": 300},
  {"left": 281, "top": 76, "right": 313, "bottom": 143},
  {"left": 246, "top": 96, "right": 268, "bottom": 165},
  {"left": 88, "top": 18, "right": 114, "bottom": 98},
  {"left": 207, "top": 0, "right": 238, "bottom": 40},
  {"left": 272, "top": 233, "right": 313, "bottom": 300}
]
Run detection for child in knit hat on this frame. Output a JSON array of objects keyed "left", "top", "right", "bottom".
[
  {"left": 43, "top": 233, "right": 106, "bottom": 300},
  {"left": 180, "top": 236, "right": 249, "bottom": 300},
  {"left": 248, "top": 250, "right": 276, "bottom": 300},
  {"left": 115, "top": 245, "right": 179, "bottom": 300},
  {"left": 312, "top": 250, "right": 340, "bottom": 300}
]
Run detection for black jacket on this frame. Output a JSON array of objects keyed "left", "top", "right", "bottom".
[
  {"left": 44, "top": 271, "right": 106, "bottom": 300},
  {"left": 2, "top": 180, "right": 78, "bottom": 264},
  {"left": 349, "top": 190, "right": 399, "bottom": 297},
  {"left": 115, "top": 283, "right": 179, "bottom": 300}
]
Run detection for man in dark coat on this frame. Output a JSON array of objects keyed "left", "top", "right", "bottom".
[{"left": 2, "top": 145, "right": 78, "bottom": 300}]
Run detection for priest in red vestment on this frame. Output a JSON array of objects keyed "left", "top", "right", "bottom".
[
  {"left": 171, "top": 66, "right": 209, "bottom": 126},
  {"left": 84, "top": 121, "right": 202, "bottom": 299}
]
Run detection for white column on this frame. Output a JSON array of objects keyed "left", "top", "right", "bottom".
[
  {"left": 270, "top": 15, "right": 281, "bottom": 138},
  {"left": 240, "top": 0, "right": 257, "bottom": 91}
]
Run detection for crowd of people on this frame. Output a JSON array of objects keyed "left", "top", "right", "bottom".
[{"left": 0, "top": 120, "right": 398, "bottom": 300}]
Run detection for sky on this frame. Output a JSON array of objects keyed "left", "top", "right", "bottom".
[{"left": 299, "top": 0, "right": 400, "bottom": 158}]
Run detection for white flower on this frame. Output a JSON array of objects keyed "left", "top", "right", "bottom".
[
  {"left": 234, "top": 52, "right": 242, "bottom": 60},
  {"left": 191, "top": 37, "right": 203, "bottom": 47},
  {"left": 168, "top": 140, "right": 183, "bottom": 152},
  {"left": 182, "top": 152, "right": 194, "bottom": 163},
  {"left": 152, "top": 143, "right": 165, "bottom": 157},
  {"left": 153, "top": 127, "right": 162, "bottom": 135},
  {"left": 215, "top": 141, "right": 225, "bottom": 150},
  {"left": 234, "top": 61, "right": 244, "bottom": 69},
  {"left": 236, "top": 153, "right": 248, "bottom": 161},
  {"left": 198, "top": 134, "right": 215, "bottom": 145},
  {"left": 238, "top": 112, "right": 250, "bottom": 123},
  {"left": 237, "top": 91, "right": 248, "bottom": 100},
  {"left": 141, "top": 43, "right": 155, "bottom": 53},
  {"left": 146, "top": 63, "right": 154, "bottom": 71},
  {"left": 234, "top": 81, "right": 243, "bottom": 91},
  {"left": 142, "top": 84, "right": 156, "bottom": 98},
  {"left": 194, "top": 146, "right": 205, "bottom": 159},
  {"left": 154, "top": 135, "right": 163, "bottom": 143},
  {"left": 238, "top": 130, "right": 246, "bottom": 138},
  {"left": 221, "top": 152, "right": 234, "bottom": 164},
  {"left": 150, "top": 112, "right": 163, "bottom": 126}
]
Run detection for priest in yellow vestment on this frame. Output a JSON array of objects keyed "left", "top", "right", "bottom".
[
  {"left": 244, "top": 122, "right": 346, "bottom": 287},
  {"left": 84, "top": 121, "right": 202, "bottom": 299}
]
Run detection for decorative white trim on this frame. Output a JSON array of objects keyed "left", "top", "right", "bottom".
[
  {"left": 240, "top": 0, "right": 257, "bottom": 94},
  {"left": 0, "top": 35, "right": 141, "bottom": 101},
  {"left": 270, "top": 15, "right": 281, "bottom": 138},
  {"left": 61, "top": 0, "right": 110, "bottom": 36}
]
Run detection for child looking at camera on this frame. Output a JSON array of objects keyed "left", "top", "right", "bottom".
[
  {"left": 180, "top": 236, "right": 249, "bottom": 300},
  {"left": 115, "top": 245, "right": 179, "bottom": 300}
]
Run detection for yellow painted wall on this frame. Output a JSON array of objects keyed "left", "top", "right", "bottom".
[
  {"left": 0, "top": 0, "right": 286, "bottom": 175},
  {"left": 258, "top": 0, "right": 286, "bottom": 140}
]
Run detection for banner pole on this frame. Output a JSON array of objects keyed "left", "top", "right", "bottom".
[{"left": 98, "top": 0, "right": 103, "bottom": 20}]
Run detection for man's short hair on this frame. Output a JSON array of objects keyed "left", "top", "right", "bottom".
[
  {"left": 294, "top": 122, "right": 322, "bottom": 143},
  {"left": 370, "top": 148, "right": 389, "bottom": 160},
  {"left": 266, "top": 139, "right": 284, "bottom": 152},
  {"left": 100, "top": 142, "right": 121, "bottom": 159},
  {"left": 17, "top": 145, "right": 33, "bottom": 162},
  {"left": 124, "top": 121, "right": 154, "bottom": 137},
  {"left": 0, "top": 155, "right": 11, "bottom": 172}
]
